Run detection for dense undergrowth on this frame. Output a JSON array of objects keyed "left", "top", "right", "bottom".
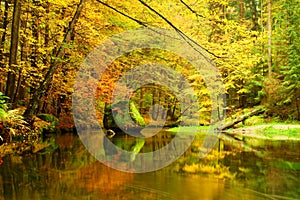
[{"left": 0, "top": 92, "right": 58, "bottom": 158}]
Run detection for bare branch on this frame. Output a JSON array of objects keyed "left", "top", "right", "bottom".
[
  {"left": 180, "top": 0, "right": 205, "bottom": 18},
  {"left": 95, "top": 0, "right": 148, "bottom": 27},
  {"left": 138, "top": 0, "right": 222, "bottom": 60},
  {"left": 95, "top": 0, "right": 222, "bottom": 60}
]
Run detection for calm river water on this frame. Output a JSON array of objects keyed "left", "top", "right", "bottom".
[{"left": 0, "top": 129, "right": 300, "bottom": 200}]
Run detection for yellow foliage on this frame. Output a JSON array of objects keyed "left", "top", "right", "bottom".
[
  {"left": 32, "top": 116, "right": 50, "bottom": 131},
  {"left": 182, "top": 163, "right": 199, "bottom": 173},
  {"left": 182, "top": 162, "right": 235, "bottom": 179}
]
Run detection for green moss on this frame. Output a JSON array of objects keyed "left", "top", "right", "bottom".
[
  {"left": 37, "top": 114, "right": 58, "bottom": 125},
  {"left": 167, "top": 126, "right": 210, "bottom": 134},
  {"left": 255, "top": 126, "right": 300, "bottom": 139},
  {"left": 244, "top": 116, "right": 265, "bottom": 126},
  {"left": 103, "top": 101, "right": 146, "bottom": 129},
  {"left": 129, "top": 102, "right": 146, "bottom": 126},
  {"left": 36, "top": 114, "right": 59, "bottom": 132}
]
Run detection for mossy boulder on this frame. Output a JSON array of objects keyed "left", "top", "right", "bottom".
[
  {"left": 32, "top": 116, "right": 50, "bottom": 132},
  {"left": 36, "top": 114, "right": 59, "bottom": 132},
  {"left": 103, "top": 101, "right": 145, "bottom": 130},
  {"left": 129, "top": 102, "right": 146, "bottom": 126}
]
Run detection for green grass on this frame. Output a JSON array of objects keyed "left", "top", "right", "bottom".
[
  {"left": 255, "top": 126, "right": 300, "bottom": 139},
  {"left": 243, "top": 121, "right": 300, "bottom": 127},
  {"left": 166, "top": 126, "right": 210, "bottom": 134}
]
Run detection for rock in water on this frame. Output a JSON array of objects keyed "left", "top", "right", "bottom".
[{"left": 106, "top": 129, "right": 116, "bottom": 138}]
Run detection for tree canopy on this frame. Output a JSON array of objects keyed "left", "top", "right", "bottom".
[{"left": 0, "top": 0, "right": 299, "bottom": 129}]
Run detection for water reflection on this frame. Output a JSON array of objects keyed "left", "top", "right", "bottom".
[
  {"left": 79, "top": 128, "right": 194, "bottom": 172},
  {"left": 0, "top": 131, "right": 300, "bottom": 199}
]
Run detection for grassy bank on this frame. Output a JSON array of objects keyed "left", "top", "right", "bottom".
[
  {"left": 166, "top": 126, "right": 210, "bottom": 134},
  {"left": 166, "top": 122, "right": 300, "bottom": 140},
  {"left": 227, "top": 124, "right": 300, "bottom": 140}
]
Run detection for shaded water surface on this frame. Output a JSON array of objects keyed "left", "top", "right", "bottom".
[{"left": 0, "top": 130, "right": 300, "bottom": 200}]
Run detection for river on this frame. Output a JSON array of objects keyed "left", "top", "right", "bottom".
[{"left": 0, "top": 129, "right": 300, "bottom": 200}]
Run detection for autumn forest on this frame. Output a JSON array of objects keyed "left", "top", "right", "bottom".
[
  {"left": 0, "top": 0, "right": 300, "bottom": 199},
  {"left": 1, "top": 0, "right": 300, "bottom": 131}
]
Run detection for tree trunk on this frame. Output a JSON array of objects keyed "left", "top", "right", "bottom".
[
  {"left": 0, "top": 1, "right": 9, "bottom": 92},
  {"left": 139, "top": 87, "right": 144, "bottom": 114},
  {"left": 250, "top": 0, "right": 259, "bottom": 30},
  {"left": 296, "top": 100, "right": 300, "bottom": 121},
  {"left": 239, "top": 0, "right": 244, "bottom": 20},
  {"left": 24, "top": 0, "right": 85, "bottom": 119},
  {"left": 13, "top": 17, "right": 28, "bottom": 107},
  {"left": 267, "top": 0, "right": 272, "bottom": 77},
  {"left": 0, "top": 0, "right": 9, "bottom": 62},
  {"left": 216, "top": 108, "right": 265, "bottom": 131},
  {"left": 5, "top": 0, "right": 21, "bottom": 105}
]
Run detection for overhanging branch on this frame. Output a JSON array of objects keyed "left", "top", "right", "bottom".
[
  {"left": 96, "top": 0, "right": 222, "bottom": 60},
  {"left": 180, "top": 0, "right": 205, "bottom": 18},
  {"left": 96, "top": 0, "right": 148, "bottom": 27},
  {"left": 138, "top": 0, "right": 222, "bottom": 60}
]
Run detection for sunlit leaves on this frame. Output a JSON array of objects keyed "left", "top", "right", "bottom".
[{"left": 1, "top": 0, "right": 299, "bottom": 123}]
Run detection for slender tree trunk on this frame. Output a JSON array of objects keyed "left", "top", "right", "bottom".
[
  {"left": 13, "top": 17, "right": 29, "bottom": 108},
  {"left": 0, "top": 0, "right": 9, "bottom": 61},
  {"left": 44, "top": 2, "right": 50, "bottom": 65},
  {"left": 16, "top": 17, "right": 29, "bottom": 105},
  {"left": 250, "top": 0, "right": 259, "bottom": 30},
  {"left": 239, "top": 0, "right": 244, "bottom": 20},
  {"left": 139, "top": 88, "right": 144, "bottom": 114},
  {"left": 267, "top": 0, "right": 272, "bottom": 77},
  {"left": 171, "top": 99, "right": 177, "bottom": 121},
  {"left": 0, "top": 0, "right": 9, "bottom": 92},
  {"left": 5, "top": 0, "right": 21, "bottom": 105},
  {"left": 24, "top": 0, "right": 85, "bottom": 119},
  {"left": 296, "top": 100, "right": 300, "bottom": 121}
]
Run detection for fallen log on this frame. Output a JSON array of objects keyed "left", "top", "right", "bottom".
[{"left": 216, "top": 108, "right": 265, "bottom": 131}]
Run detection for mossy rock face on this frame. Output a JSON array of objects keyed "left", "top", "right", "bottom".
[
  {"left": 36, "top": 114, "right": 59, "bottom": 132},
  {"left": 103, "top": 101, "right": 145, "bottom": 130},
  {"left": 129, "top": 102, "right": 146, "bottom": 126}
]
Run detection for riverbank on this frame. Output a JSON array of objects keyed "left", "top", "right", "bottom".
[
  {"left": 167, "top": 123, "right": 300, "bottom": 140},
  {"left": 0, "top": 106, "right": 60, "bottom": 158},
  {"left": 224, "top": 124, "right": 300, "bottom": 140}
]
